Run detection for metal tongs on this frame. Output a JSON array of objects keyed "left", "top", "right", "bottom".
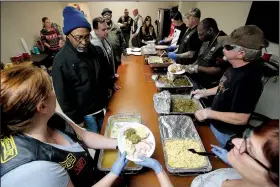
[{"left": 188, "top": 148, "right": 215, "bottom": 156}]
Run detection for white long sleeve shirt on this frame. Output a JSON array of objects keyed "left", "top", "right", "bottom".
[{"left": 132, "top": 14, "right": 143, "bottom": 35}]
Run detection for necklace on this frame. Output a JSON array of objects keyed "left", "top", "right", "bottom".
[
  {"left": 28, "top": 128, "right": 57, "bottom": 144},
  {"left": 200, "top": 31, "right": 220, "bottom": 58},
  {"left": 208, "top": 31, "right": 220, "bottom": 49}
]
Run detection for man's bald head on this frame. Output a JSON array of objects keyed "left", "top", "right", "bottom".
[{"left": 132, "top": 9, "right": 138, "bottom": 17}]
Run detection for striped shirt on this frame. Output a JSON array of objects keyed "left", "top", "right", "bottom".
[{"left": 40, "top": 26, "right": 62, "bottom": 51}]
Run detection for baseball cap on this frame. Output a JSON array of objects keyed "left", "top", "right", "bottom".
[
  {"left": 217, "top": 25, "right": 266, "bottom": 50},
  {"left": 186, "top": 8, "right": 201, "bottom": 19},
  {"left": 101, "top": 8, "right": 112, "bottom": 16}
]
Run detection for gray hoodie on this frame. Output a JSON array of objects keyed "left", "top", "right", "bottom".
[{"left": 90, "top": 31, "right": 116, "bottom": 75}]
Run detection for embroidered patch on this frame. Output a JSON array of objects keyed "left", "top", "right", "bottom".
[
  {"left": 73, "top": 157, "right": 87, "bottom": 175},
  {"left": 1, "top": 136, "right": 18, "bottom": 163},
  {"left": 210, "top": 47, "right": 216, "bottom": 51},
  {"left": 59, "top": 153, "right": 76, "bottom": 170}
]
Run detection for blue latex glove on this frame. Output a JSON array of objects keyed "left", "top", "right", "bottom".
[
  {"left": 111, "top": 151, "right": 128, "bottom": 176},
  {"left": 168, "top": 52, "right": 177, "bottom": 60},
  {"left": 211, "top": 144, "right": 231, "bottom": 166},
  {"left": 167, "top": 46, "right": 176, "bottom": 52},
  {"left": 158, "top": 40, "right": 165, "bottom": 44},
  {"left": 134, "top": 156, "right": 163, "bottom": 174}
]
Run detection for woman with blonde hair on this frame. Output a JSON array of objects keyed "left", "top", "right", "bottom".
[
  {"left": 138, "top": 16, "right": 156, "bottom": 47},
  {"left": 0, "top": 66, "right": 127, "bottom": 187},
  {"left": 1, "top": 66, "right": 174, "bottom": 187}
]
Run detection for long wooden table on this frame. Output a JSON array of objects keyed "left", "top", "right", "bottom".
[{"left": 101, "top": 55, "right": 228, "bottom": 187}]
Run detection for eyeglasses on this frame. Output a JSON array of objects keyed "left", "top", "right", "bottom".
[
  {"left": 239, "top": 130, "right": 270, "bottom": 171},
  {"left": 224, "top": 45, "right": 237, "bottom": 51},
  {"left": 70, "top": 33, "right": 91, "bottom": 43}
]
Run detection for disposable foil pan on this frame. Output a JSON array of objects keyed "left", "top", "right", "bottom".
[
  {"left": 158, "top": 115, "right": 212, "bottom": 175},
  {"left": 154, "top": 93, "right": 205, "bottom": 115},
  {"left": 169, "top": 95, "right": 205, "bottom": 115},
  {"left": 155, "top": 75, "right": 194, "bottom": 89},
  {"left": 97, "top": 113, "right": 143, "bottom": 174},
  {"left": 148, "top": 56, "right": 174, "bottom": 68}
]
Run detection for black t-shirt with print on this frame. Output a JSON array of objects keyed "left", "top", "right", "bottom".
[
  {"left": 173, "top": 23, "right": 188, "bottom": 45},
  {"left": 211, "top": 59, "right": 264, "bottom": 135}
]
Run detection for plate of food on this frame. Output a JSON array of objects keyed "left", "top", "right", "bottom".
[
  {"left": 118, "top": 123, "right": 156, "bottom": 162},
  {"left": 155, "top": 45, "right": 169, "bottom": 50},
  {"left": 168, "top": 64, "right": 185, "bottom": 75},
  {"left": 132, "top": 48, "right": 142, "bottom": 52}
]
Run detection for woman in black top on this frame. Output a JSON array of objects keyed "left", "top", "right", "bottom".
[{"left": 139, "top": 16, "right": 156, "bottom": 47}]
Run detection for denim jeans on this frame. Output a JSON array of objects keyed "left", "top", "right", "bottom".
[
  {"left": 84, "top": 111, "right": 104, "bottom": 133},
  {"left": 210, "top": 124, "right": 234, "bottom": 148}
]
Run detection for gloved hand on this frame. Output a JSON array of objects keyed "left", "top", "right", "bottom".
[
  {"left": 191, "top": 89, "right": 208, "bottom": 99},
  {"left": 168, "top": 52, "right": 177, "bottom": 60},
  {"left": 167, "top": 46, "right": 176, "bottom": 52},
  {"left": 185, "top": 65, "right": 199, "bottom": 74},
  {"left": 195, "top": 108, "right": 212, "bottom": 121},
  {"left": 134, "top": 156, "right": 163, "bottom": 174},
  {"left": 158, "top": 40, "right": 165, "bottom": 45},
  {"left": 111, "top": 151, "right": 128, "bottom": 176},
  {"left": 211, "top": 145, "right": 231, "bottom": 166}
]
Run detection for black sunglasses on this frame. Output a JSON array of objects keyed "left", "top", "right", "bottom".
[{"left": 224, "top": 45, "right": 237, "bottom": 51}]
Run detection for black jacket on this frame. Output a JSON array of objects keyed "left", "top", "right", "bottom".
[{"left": 52, "top": 40, "right": 114, "bottom": 124}]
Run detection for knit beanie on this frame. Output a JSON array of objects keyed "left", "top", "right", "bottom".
[{"left": 62, "top": 6, "right": 91, "bottom": 35}]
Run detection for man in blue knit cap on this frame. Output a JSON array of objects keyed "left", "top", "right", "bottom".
[{"left": 52, "top": 6, "right": 114, "bottom": 133}]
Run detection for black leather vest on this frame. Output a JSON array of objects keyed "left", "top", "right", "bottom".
[
  {"left": 177, "top": 27, "right": 198, "bottom": 65},
  {"left": 1, "top": 114, "right": 96, "bottom": 187}
]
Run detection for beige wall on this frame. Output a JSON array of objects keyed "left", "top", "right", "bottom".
[
  {"left": 88, "top": 2, "right": 178, "bottom": 26},
  {"left": 196, "top": 2, "right": 252, "bottom": 34},
  {"left": 190, "top": 1, "right": 279, "bottom": 56},
  {"left": 67, "top": 2, "right": 92, "bottom": 24},
  {"left": 178, "top": 1, "right": 196, "bottom": 16},
  {"left": 1, "top": 2, "right": 66, "bottom": 63}
]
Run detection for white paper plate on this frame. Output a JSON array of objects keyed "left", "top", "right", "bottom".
[
  {"left": 132, "top": 48, "right": 141, "bottom": 52},
  {"left": 117, "top": 123, "right": 156, "bottom": 162},
  {"left": 168, "top": 64, "right": 185, "bottom": 75}
]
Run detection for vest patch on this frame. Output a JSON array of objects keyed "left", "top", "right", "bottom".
[
  {"left": 73, "top": 157, "right": 87, "bottom": 175},
  {"left": 59, "top": 153, "right": 76, "bottom": 170},
  {"left": 1, "top": 136, "right": 18, "bottom": 163}
]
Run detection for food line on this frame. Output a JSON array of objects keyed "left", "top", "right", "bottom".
[{"left": 100, "top": 55, "right": 229, "bottom": 187}]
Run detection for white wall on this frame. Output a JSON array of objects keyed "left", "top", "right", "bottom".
[
  {"left": 87, "top": 2, "right": 178, "bottom": 27},
  {"left": 1, "top": 2, "right": 65, "bottom": 63}
]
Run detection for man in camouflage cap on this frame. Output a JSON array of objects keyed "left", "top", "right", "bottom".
[{"left": 192, "top": 25, "right": 266, "bottom": 149}]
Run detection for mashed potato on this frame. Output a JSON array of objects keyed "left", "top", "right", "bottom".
[{"left": 135, "top": 126, "right": 150, "bottom": 139}]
